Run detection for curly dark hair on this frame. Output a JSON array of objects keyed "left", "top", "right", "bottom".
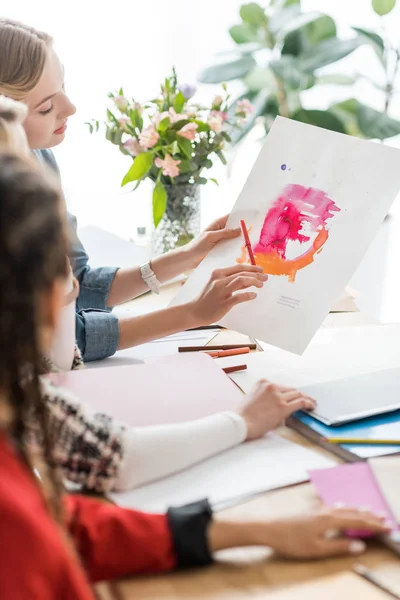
[{"left": 0, "top": 152, "right": 68, "bottom": 521}]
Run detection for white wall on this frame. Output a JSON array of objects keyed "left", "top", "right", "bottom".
[{"left": 3, "top": 0, "right": 400, "bottom": 238}]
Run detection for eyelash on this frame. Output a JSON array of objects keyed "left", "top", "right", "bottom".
[{"left": 39, "top": 105, "right": 54, "bottom": 115}]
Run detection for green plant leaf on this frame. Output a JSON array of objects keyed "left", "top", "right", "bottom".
[
  {"left": 305, "top": 15, "right": 336, "bottom": 45},
  {"left": 316, "top": 73, "right": 356, "bottom": 85},
  {"left": 121, "top": 152, "right": 153, "bottom": 186},
  {"left": 277, "top": 11, "right": 326, "bottom": 38},
  {"left": 282, "top": 14, "right": 336, "bottom": 56},
  {"left": 329, "top": 99, "right": 364, "bottom": 137},
  {"left": 300, "top": 37, "right": 362, "bottom": 71},
  {"left": 269, "top": 4, "right": 301, "bottom": 35},
  {"left": 216, "top": 149, "right": 227, "bottom": 165},
  {"left": 198, "top": 55, "right": 256, "bottom": 83},
  {"left": 357, "top": 104, "right": 400, "bottom": 139},
  {"left": 158, "top": 117, "right": 171, "bottom": 133},
  {"left": 353, "top": 27, "right": 385, "bottom": 63},
  {"left": 178, "top": 138, "right": 193, "bottom": 159},
  {"left": 171, "top": 119, "right": 191, "bottom": 131},
  {"left": 152, "top": 182, "right": 167, "bottom": 227},
  {"left": 209, "top": 178, "right": 219, "bottom": 185},
  {"left": 372, "top": 0, "right": 396, "bottom": 16},
  {"left": 174, "top": 91, "right": 185, "bottom": 113},
  {"left": 270, "top": 56, "right": 315, "bottom": 90},
  {"left": 229, "top": 23, "right": 259, "bottom": 44},
  {"left": 244, "top": 67, "right": 277, "bottom": 92},
  {"left": 239, "top": 3, "right": 267, "bottom": 25},
  {"left": 292, "top": 109, "right": 347, "bottom": 133}
]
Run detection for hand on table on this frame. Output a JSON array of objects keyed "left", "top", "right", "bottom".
[{"left": 240, "top": 380, "right": 316, "bottom": 441}]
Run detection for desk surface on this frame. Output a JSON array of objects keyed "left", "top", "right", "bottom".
[{"left": 96, "top": 286, "right": 399, "bottom": 600}]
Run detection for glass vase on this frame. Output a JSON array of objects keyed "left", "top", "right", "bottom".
[{"left": 152, "top": 183, "right": 201, "bottom": 255}]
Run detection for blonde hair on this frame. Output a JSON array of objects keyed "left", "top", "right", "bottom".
[
  {"left": 0, "top": 95, "right": 29, "bottom": 155},
  {"left": 0, "top": 18, "right": 52, "bottom": 100}
]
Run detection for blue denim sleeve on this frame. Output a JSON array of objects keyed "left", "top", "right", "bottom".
[
  {"left": 67, "top": 212, "right": 119, "bottom": 312},
  {"left": 76, "top": 310, "right": 120, "bottom": 362}
]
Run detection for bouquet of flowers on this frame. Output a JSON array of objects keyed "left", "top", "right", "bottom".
[{"left": 88, "top": 69, "right": 253, "bottom": 229}]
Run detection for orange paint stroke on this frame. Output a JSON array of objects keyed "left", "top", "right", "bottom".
[{"left": 236, "top": 184, "right": 340, "bottom": 282}]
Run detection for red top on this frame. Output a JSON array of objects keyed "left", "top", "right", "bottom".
[{"left": 0, "top": 432, "right": 176, "bottom": 599}]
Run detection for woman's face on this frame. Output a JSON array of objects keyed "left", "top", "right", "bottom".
[{"left": 23, "top": 47, "right": 76, "bottom": 150}]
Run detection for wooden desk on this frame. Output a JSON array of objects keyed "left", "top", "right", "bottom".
[{"left": 96, "top": 286, "right": 398, "bottom": 599}]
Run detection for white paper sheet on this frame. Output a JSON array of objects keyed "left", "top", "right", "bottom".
[
  {"left": 224, "top": 324, "right": 400, "bottom": 394},
  {"left": 110, "top": 433, "right": 334, "bottom": 512},
  {"left": 171, "top": 117, "right": 400, "bottom": 354}
]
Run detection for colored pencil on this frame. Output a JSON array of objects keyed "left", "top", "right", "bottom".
[
  {"left": 206, "top": 347, "right": 251, "bottom": 358},
  {"left": 324, "top": 437, "right": 400, "bottom": 445},
  {"left": 354, "top": 564, "right": 400, "bottom": 599},
  {"left": 222, "top": 364, "right": 248, "bottom": 375},
  {"left": 186, "top": 325, "right": 224, "bottom": 331},
  {"left": 179, "top": 344, "right": 257, "bottom": 352},
  {"left": 240, "top": 219, "right": 256, "bottom": 266}
]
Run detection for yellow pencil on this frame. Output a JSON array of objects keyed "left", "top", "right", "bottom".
[{"left": 325, "top": 437, "right": 400, "bottom": 445}]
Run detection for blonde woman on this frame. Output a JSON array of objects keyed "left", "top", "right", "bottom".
[{"left": 0, "top": 17, "right": 270, "bottom": 363}]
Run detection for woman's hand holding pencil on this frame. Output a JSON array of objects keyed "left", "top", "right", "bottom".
[{"left": 188, "top": 264, "right": 268, "bottom": 326}]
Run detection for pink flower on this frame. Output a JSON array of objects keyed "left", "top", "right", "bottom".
[
  {"left": 155, "top": 154, "right": 181, "bottom": 178},
  {"left": 139, "top": 125, "right": 160, "bottom": 149},
  {"left": 236, "top": 99, "right": 253, "bottom": 115},
  {"left": 118, "top": 117, "right": 130, "bottom": 132},
  {"left": 212, "top": 110, "right": 229, "bottom": 122},
  {"left": 152, "top": 111, "right": 169, "bottom": 127},
  {"left": 168, "top": 107, "right": 188, "bottom": 123},
  {"left": 113, "top": 95, "right": 129, "bottom": 113},
  {"left": 212, "top": 95, "right": 223, "bottom": 109},
  {"left": 132, "top": 101, "right": 143, "bottom": 115},
  {"left": 208, "top": 114, "right": 223, "bottom": 133},
  {"left": 123, "top": 137, "right": 142, "bottom": 156},
  {"left": 177, "top": 122, "right": 198, "bottom": 141}
]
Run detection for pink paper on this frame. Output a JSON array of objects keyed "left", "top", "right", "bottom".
[
  {"left": 49, "top": 353, "right": 244, "bottom": 427},
  {"left": 310, "top": 463, "right": 398, "bottom": 537}
]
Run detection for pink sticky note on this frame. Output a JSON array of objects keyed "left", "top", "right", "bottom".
[
  {"left": 49, "top": 353, "right": 244, "bottom": 427},
  {"left": 310, "top": 463, "right": 398, "bottom": 537}
]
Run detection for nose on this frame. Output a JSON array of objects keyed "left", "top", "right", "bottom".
[{"left": 60, "top": 92, "right": 77, "bottom": 119}]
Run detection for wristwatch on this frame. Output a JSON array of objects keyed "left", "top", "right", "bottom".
[{"left": 140, "top": 261, "right": 161, "bottom": 295}]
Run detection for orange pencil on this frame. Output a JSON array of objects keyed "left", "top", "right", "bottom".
[
  {"left": 206, "top": 347, "right": 250, "bottom": 358},
  {"left": 222, "top": 364, "right": 248, "bottom": 374},
  {"left": 240, "top": 219, "right": 256, "bottom": 266}
]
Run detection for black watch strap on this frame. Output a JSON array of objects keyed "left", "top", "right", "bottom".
[{"left": 167, "top": 498, "right": 213, "bottom": 568}]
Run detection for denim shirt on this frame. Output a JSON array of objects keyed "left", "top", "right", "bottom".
[{"left": 34, "top": 149, "right": 120, "bottom": 361}]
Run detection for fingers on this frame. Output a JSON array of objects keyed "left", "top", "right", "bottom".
[
  {"left": 283, "top": 397, "right": 314, "bottom": 417},
  {"left": 329, "top": 512, "right": 391, "bottom": 534},
  {"left": 207, "top": 228, "right": 241, "bottom": 243},
  {"left": 318, "top": 538, "right": 367, "bottom": 557},
  {"left": 206, "top": 214, "right": 230, "bottom": 231},
  {"left": 226, "top": 274, "right": 267, "bottom": 293},
  {"left": 283, "top": 390, "right": 316, "bottom": 409},
  {"left": 211, "top": 265, "right": 263, "bottom": 279},
  {"left": 228, "top": 292, "right": 258, "bottom": 308}
]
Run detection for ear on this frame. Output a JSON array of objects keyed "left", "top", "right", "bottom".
[{"left": 38, "top": 278, "right": 66, "bottom": 352}]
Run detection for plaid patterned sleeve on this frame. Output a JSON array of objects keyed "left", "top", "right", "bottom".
[{"left": 41, "top": 379, "right": 126, "bottom": 493}]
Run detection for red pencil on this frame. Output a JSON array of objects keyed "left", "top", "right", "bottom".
[
  {"left": 240, "top": 219, "right": 256, "bottom": 266},
  {"left": 222, "top": 364, "right": 248, "bottom": 374}
]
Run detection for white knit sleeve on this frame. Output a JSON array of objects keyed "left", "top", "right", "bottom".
[{"left": 113, "top": 412, "right": 247, "bottom": 492}]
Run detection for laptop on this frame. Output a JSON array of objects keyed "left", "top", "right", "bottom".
[{"left": 301, "top": 368, "right": 400, "bottom": 426}]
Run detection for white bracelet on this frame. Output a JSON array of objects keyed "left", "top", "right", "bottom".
[{"left": 140, "top": 261, "right": 161, "bottom": 295}]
